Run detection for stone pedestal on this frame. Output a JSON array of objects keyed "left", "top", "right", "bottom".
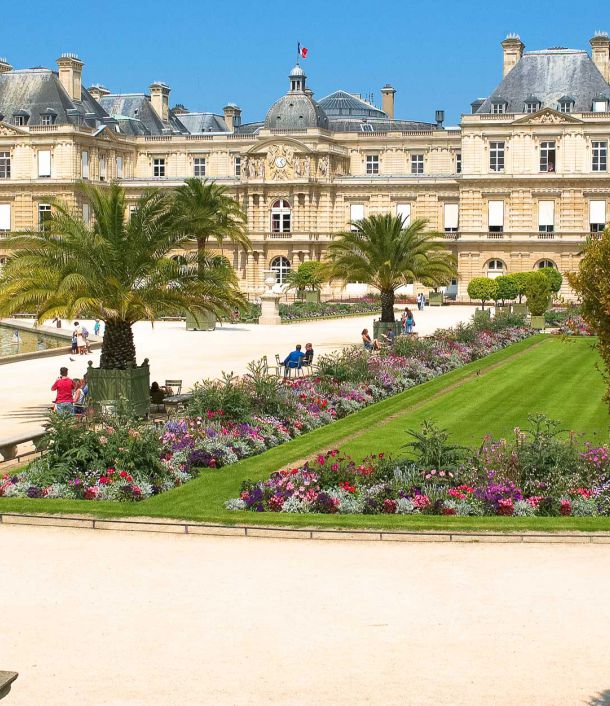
[{"left": 258, "top": 293, "right": 281, "bottom": 325}]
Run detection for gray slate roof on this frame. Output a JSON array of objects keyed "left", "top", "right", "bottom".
[
  {"left": 0, "top": 68, "right": 110, "bottom": 128},
  {"left": 476, "top": 49, "right": 610, "bottom": 113},
  {"left": 177, "top": 112, "right": 228, "bottom": 133},
  {"left": 318, "top": 90, "right": 387, "bottom": 119},
  {"left": 264, "top": 92, "right": 329, "bottom": 130},
  {"left": 328, "top": 118, "right": 435, "bottom": 132},
  {"left": 99, "top": 93, "right": 188, "bottom": 135}
]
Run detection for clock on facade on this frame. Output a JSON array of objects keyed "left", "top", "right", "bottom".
[{"left": 274, "top": 156, "right": 287, "bottom": 169}]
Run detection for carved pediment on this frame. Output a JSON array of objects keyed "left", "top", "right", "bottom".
[
  {"left": 0, "top": 120, "right": 28, "bottom": 136},
  {"left": 92, "top": 125, "right": 123, "bottom": 142},
  {"left": 511, "top": 108, "right": 583, "bottom": 126}
]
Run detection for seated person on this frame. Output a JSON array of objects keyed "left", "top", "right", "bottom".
[
  {"left": 381, "top": 327, "right": 396, "bottom": 345},
  {"left": 361, "top": 329, "right": 381, "bottom": 351},
  {"left": 150, "top": 381, "right": 168, "bottom": 405},
  {"left": 283, "top": 344, "right": 305, "bottom": 376},
  {"left": 303, "top": 342, "right": 314, "bottom": 366},
  {"left": 72, "top": 378, "right": 87, "bottom": 416}
]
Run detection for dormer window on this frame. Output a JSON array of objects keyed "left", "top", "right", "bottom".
[
  {"left": 39, "top": 109, "right": 57, "bottom": 127},
  {"left": 12, "top": 110, "right": 29, "bottom": 126},
  {"left": 592, "top": 95, "right": 609, "bottom": 112},
  {"left": 490, "top": 98, "right": 507, "bottom": 114},
  {"left": 558, "top": 96, "right": 575, "bottom": 113},
  {"left": 360, "top": 122, "right": 374, "bottom": 132},
  {"left": 524, "top": 97, "right": 541, "bottom": 113}
]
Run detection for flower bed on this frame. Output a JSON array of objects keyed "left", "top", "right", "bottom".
[
  {"left": 226, "top": 417, "right": 610, "bottom": 517},
  {"left": 0, "top": 317, "right": 533, "bottom": 502},
  {"left": 239, "top": 299, "right": 383, "bottom": 322}
]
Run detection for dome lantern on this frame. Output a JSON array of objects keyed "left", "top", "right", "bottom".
[{"left": 289, "top": 64, "right": 306, "bottom": 92}]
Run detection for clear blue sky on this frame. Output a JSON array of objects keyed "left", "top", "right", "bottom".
[{"left": 3, "top": 0, "right": 610, "bottom": 125}]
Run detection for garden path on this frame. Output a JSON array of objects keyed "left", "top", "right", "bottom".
[
  {"left": 1, "top": 522, "right": 609, "bottom": 706},
  {"left": 0, "top": 305, "right": 477, "bottom": 438}
]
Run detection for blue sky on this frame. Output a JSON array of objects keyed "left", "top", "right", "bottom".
[{"left": 2, "top": 0, "right": 610, "bottom": 125}]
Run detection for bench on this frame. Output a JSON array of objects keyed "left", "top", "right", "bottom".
[
  {"left": 0, "top": 429, "right": 47, "bottom": 462},
  {"left": 0, "top": 672, "right": 18, "bottom": 700},
  {"left": 163, "top": 392, "right": 194, "bottom": 417}
]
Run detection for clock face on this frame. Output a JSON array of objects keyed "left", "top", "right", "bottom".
[{"left": 275, "top": 156, "right": 287, "bottom": 169}]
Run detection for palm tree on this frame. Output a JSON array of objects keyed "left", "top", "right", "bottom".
[
  {"left": 172, "top": 178, "right": 251, "bottom": 265},
  {"left": 0, "top": 183, "right": 244, "bottom": 369},
  {"left": 323, "top": 214, "right": 457, "bottom": 322}
]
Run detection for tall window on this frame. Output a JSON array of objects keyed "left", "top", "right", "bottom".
[
  {"left": 271, "top": 199, "right": 291, "bottom": 233},
  {"left": 396, "top": 203, "right": 411, "bottom": 227},
  {"left": 82, "top": 203, "right": 91, "bottom": 225},
  {"left": 592, "top": 141, "right": 607, "bottom": 172},
  {"left": 589, "top": 200, "right": 606, "bottom": 233},
  {"left": 153, "top": 158, "right": 165, "bottom": 177},
  {"left": 193, "top": 157, "right": 206, "bottom": 177},
  {"left": 411, "top": 154, "right": 424, "bottom": 174},
  {"left": 443, "top": 203, "right": 459, "bottom": 233},
  {"left": 38, "top": 150, "right": 51, "bottom": 178},
  {"left": 489, "top": 142, "right": 504, "bottom": 172},
  {"left": 81, "top": 151, "right": 89, "bottom": 179},
  {"left": 488, "top": 200, "right": 504, "bottom": 233},
  {"left": 0, "top": 204, "right": 11, "bottom": 232},
  {"left": 366, "top": 154, "right": 379, "bottom": 174},
  {"left": 38, "top": 204, "right": 52, "bottom": 231},
  {"left": 270, "top": 256, "right": 291, "bottom": 284},
  {"left": 0, "top": 152, "right": 10, "bottom": 179},
  {"left": 487, "top": 259, "right": 505, "bottom": 278},
  {"left": 116, "top": 156, "right": 123, "bottom": 179},
  {"left": 99, "top": 156, "right": 106, "bottom": 181},
  {"left": 234, "top": 156, "right": 241, "bottom": 177},
  {"left": 455, "top": 152, "right": 462, "bottom": 174},
  {"left": 350, "top": 203, "right": 364, "bottom": 231},
  {"left": 538, "top": 200, "right": 555, "bottom": 233},
  {"left": 540, "top": 141, "right": 556, "bottom": 172}
]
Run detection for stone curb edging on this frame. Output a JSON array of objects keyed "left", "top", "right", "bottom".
[{"left": 1, "top": 512, "right": 610, "bottom": 544}]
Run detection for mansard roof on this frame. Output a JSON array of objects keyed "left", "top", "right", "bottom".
[
  {"left": 177, "top": 112, "right": 228, "bottom": 133},
  {"left": 0, "top": 68, "right": 109, "bottom": 127},
  {"left": 318, "top": 90, "right": 387, "bottom": 119},
  {"left": 476, "top": 48, "right": 610, "bottom": 114},
  {"left": 98, "top": 93, "right": 188, "bottom": 135}
]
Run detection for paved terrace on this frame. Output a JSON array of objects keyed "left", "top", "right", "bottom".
[
  {"left": 0, "top": 305, "right": 477, "bottom": 439},
  {"left": 1, "top": 523, "right": 609, "bottom": 705}
]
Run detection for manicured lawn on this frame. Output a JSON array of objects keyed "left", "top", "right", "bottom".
[{"left": 2, "top": 334, "right": 609, "bottom": 531}]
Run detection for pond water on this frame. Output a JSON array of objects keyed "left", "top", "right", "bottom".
[{"left": 0, "top": 324, "right": 68, "bottom": 358}]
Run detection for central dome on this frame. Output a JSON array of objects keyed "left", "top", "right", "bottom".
[{"left": 264, "top": 64, "right": 329, "bottom": 130}]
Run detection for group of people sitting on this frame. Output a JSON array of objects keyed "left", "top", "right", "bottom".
[
  {"left": 361, "top": 306, "right": 418, "bottom": 352},
  {"left": 282, "top": 343, "right": 314, "bottom": 377},
  {"left": 50, "top": 367, "right": 88, "bottom": 415}
]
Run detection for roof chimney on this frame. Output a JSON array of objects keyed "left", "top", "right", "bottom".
[
  {"left": 0, "top": 57, "right": 12, "bottom": 74},
  {"left": 381, "top": 84, "right": 396, "bottom": 120},
  {"left": 501, "top": 34, "right": 524, "bottom": 77},
  {"left": 89, "top": 84, "right": 110, "bottom": 101},
  {"left": 590, "top": 31, "right": 610, "bottom": 83},
  {"left": 57, "top": 53, "right": 84, "bottom": 101},
  {"left": 223, "top": 103, "right": 241, "bottom": 131},
  {"left": 435, "top": 110, "right": 445, "bottom": 128},
  {"left": 149, "top": 81, "right": 170, "bottom": 122}
]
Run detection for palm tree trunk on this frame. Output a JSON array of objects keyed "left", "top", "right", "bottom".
[
  {"left": 100, "top": 319, "right": 137, "bottom": 369},
  {"left": 380, "top": 289, "right": 395, "bottom": 322}
]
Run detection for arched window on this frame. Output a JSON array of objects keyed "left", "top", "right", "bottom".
[
  {"left": 486, "top": 259, "right": 505, "bottom": 279},
  {"left": 270, "top": 256, "right": 291, "bottom": 284},
  {"left": 537, "top": 259, "right": 556, "bottom": 270},
  {"left": 271, "top": 199, "right": 291, "bottom": 233}
]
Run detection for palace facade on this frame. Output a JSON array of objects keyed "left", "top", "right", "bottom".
[{"left": 1, "top": 33, "right": 610, "bottom": 299}]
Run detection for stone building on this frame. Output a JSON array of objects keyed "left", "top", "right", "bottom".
[{"left": 1, "top": 33, "right": 610, "bottom": 300}]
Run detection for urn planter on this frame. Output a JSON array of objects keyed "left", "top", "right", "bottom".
[
  {"left": 301, "top": 290, "right": 321, "bottom": 304},
  {"left": 530, "top": 315, "right": 546, "bottom": 330},
  {"left": 373, "top": 319, "right": 403, "bottom": 340},
  {"left": 87, "top": 359, "right": 150, "bottom": 417},
  {"left": 511, "top": 303, "right": 528, "bottom": 316},
  {"left": 428, "top": 291, "right": 444, "bottom": 306}
]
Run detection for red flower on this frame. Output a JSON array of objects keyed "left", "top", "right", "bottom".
[{"left": 382, "top": 499, "right": 397, "bottom": 514}]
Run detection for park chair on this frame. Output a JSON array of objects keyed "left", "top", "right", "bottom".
[
  {"left": 275, "top": 354, "right": 286, "bottom": 377},
  {"left": 165, "top": 379, "right": 182, "bottom": 395},
  {"left": 263, "top": 355, "right": 282, "bottom": 377}
]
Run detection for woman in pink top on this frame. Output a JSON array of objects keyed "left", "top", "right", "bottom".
[{"left": 51, "top": 367, "right": 74, "bottom": 414}]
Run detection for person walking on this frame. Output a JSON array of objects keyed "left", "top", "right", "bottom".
[
  {"left": 52, "top": 316, "right": 62, "bottom": 329},
  {"left": 81, "top": 325, "right": 91, "bottom": 353},
  {"left": 405, "top": 308, "right": 416, "bottom": 334},
  {"left": 93, "top": 319, "right": 101, "bottom": 337},
  {"left": 73, "top": 322, "right": 85, "bottom": 355},
  {"left": 51, "top": 367, "right": 74, "bottom": 414}
]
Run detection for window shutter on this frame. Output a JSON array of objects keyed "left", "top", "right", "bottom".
[
  {"left": 0, "top": 204, "right": 10, "bottom": 230},
  {"left": 396, "top": 203, "right": 411, "bottom": 226},
  {"left": 589, "top": 199, "right": 606, "bottom": 224},
  {"left": 538, "top": 201, "right": 555, "bottom": 227},
  {"left": 81, "top": 151, "right": 89, "bottom": 178},
  {"left": 38, "top": 150, "right": 51, "bottom": 177},
  {"left": 488, "top": 200, "right": 504, "bottom": 227},
  {"left": 444, "top": 203, "right": 459, "bottom": 229}
]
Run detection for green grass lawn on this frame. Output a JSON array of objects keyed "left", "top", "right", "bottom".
[{"left": 2, "top": 334, "right": 609, "bottom": 532}]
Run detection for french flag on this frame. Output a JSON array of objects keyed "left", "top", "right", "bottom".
[{"left": 298, "top": 43, "right": 308, "bottom": 59}]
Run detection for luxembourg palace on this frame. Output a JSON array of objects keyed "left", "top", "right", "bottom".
[{"left": 1, "top": 32, "right": 610, "bottom": 300}]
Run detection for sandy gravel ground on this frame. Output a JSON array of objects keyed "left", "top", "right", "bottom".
[
  {"left": 1, "top": 524, "right": 609, "bottom": 706},
  {"left": 0, "top": 305, "right": 476, "bottom": 439}
]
